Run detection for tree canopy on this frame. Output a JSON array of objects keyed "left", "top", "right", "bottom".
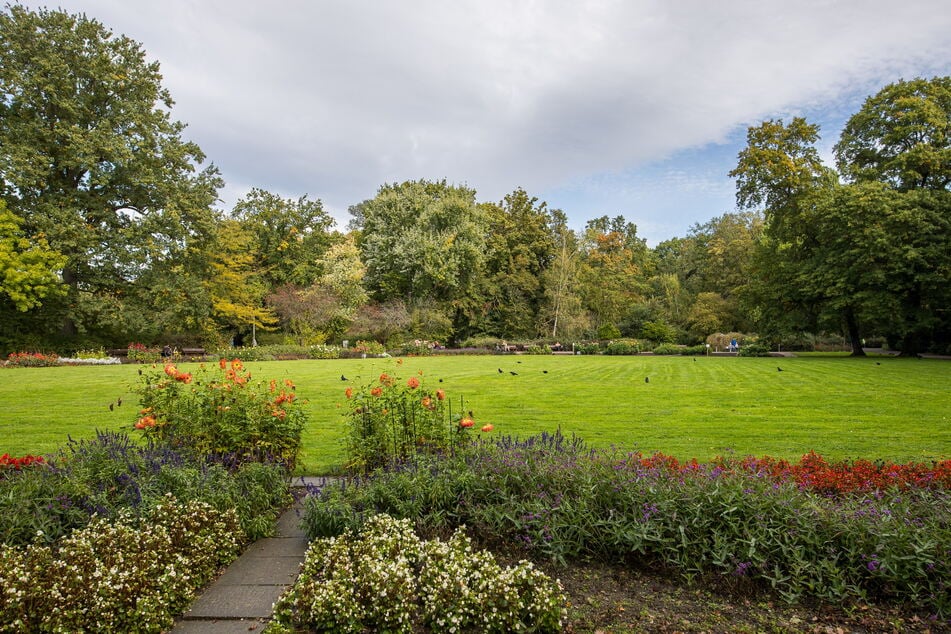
[{"left": 0, "top": 3, "right": 947, "bottom": 357}]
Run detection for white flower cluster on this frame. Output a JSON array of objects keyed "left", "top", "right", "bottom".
[
  {"left": 270, "top": 514, "right": 567, "bottom": 633},
  {"left": 56, "top": 356, "right": 122, "bottom": 365},
  {"left": 0, "top": 495, "right": 243, "bottom": 632}
]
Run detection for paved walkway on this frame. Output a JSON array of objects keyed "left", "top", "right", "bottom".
[{"left": 170, "top": 477, "right": 330, "bottom": 633}]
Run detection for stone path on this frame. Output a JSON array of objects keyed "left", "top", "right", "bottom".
[{"left": 170, "top": 477, "right": 329, "bottom": 633}]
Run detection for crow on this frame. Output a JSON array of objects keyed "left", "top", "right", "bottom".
[
  {"left": 777, "top": 367, "right": 784, "bottom": 372},
  {"left": 645, "top": 377, "right": 649, "bottom": 383},
  {"left": 498, "top": 368, "right": 503, "bottom": 374},
  {"left": 109, "top": 403, "right": 114, "bottom": 412},
  {"left": 542, "top": 370, "right": 548, "bottom": 374},
  {"left": 510, "top": 371, "right": 518, "bottom": 376},
  {"left": 516, "top": 361, "right": 522, "bottom": 364},
  {"left": 340, "top": 375, "right": 348, "bottom": 381},
  {"left": 116, "top": 398, "right": 122, "bottom": 407},
  {"left": 438, "top": 378, "right": 443, "bottom": 382},
  {"left": 876, "top": 362, "right": 881, "bottom": 366}
]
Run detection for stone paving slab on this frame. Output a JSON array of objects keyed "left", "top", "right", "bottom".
[
  {"left": 171, "top": 499, "right": 312, "bottom": 632},
  {"left": 180, "top": 584, "right": 287, "bottom": 620},
  {"left": 242, "top": 535, "right": 309, "bottom": 558},
  {"left": 170, "top": 618, "right": 267, "bottom": 633},
  {"left": 274, "top": 506, "right": 304, "bottom": 537},
  {"left": 213, "top": 555, "right": 303, "bottom": 586}
]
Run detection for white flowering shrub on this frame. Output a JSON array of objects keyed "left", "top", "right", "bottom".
[
  {"left": 269, "top": 514, "right": 567, "bottom": 633},
  {"left": 0, "top": 495, "right": 242, "bottom": 632}
]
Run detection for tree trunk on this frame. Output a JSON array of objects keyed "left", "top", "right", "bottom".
[{"left": 845, "top": 308, "right": 865, "bottom": 357}]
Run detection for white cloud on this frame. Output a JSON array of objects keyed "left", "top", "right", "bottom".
[{"left": 18, "top": 0, "right": 951, "bottom": 239}]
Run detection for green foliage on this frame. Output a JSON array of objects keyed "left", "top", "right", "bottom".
[
  {"left": 134, "top": 360, "right": 305, "bottom": 471},
  {"left": 835, "top": 76, "right": 951, "bottom": 191},
  {"left": 525, "top": 344, "right": 552, "bottom": 355},
  {"left": 652, "top": 343, "right": 707, "bottom": 356},
  {"left": 232, "top": 188, "right": 334, "bottom": 288},
  {"left": 0, "top": 4, "right": 222, "bottom": 342},
  {"left": 0, "top": 203, "right": 65, "bottom": 311},
  {"left": 596, "top": 323, "right": 622, "bottom": 340},
  {"left": 603, "top": 339, "right": 640, "bottom": 355},
  {"left": 640, "top": 320, "right": 677, "bottom": 343},
  {"left": 302, "top": 435, "right": 951, "bottom": 615},
  {"left": 480, "top": 189, "right": 557, "bottom": 338},
  {"left": 0, "top": 431, "right": 290, "bottom": 545},
  {"left": 270, "top": 513, "right": 567, "bottom": 633},
  {"left": 737, "top": 341, "right": 771, "bottom": 357},
  {"left": 0, "top": 495, "right": 242, "bottom": 632}
]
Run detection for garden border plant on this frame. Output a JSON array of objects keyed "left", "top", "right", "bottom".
[
  {"left": 267, "top": 513, "right": 567, "bottom": 633},
  {"left": 303, "top": 432, "right": 951, "bottom": 619}
]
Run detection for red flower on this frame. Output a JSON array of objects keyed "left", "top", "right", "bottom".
[
  {"left": 407, "top": 376, "right": 420, "bottom": 389},
  {"left": 481, "top": 424, "right": 494, "bottom": 433},
  {"left": 345, "top": 387, "right": 353, "bottom": 399},
  {"left": 219, "top": 357, "right": 227, "bottom": 370},
  {"left": 459, "top": 418, "right": 474, "bottom": 428},
  {"left": 436, "top": 389, "right": 445, "bottom": 401},
  {"left": 370, "top": 387, "right": 383, "bottom": 397}
]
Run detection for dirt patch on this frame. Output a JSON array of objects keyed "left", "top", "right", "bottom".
[{"left": 543, "top": 561, "right": 949, "bottom": 633}]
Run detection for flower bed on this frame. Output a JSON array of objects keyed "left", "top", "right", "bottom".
[
  {"left": 303, "top": 433, "right": 951, "bottom": 617},
  {"left": 0, "top": 361, "right": 308, "bottom": 629},
  {"left": 267, "top": 514, "right": 566, "bottom": 633},
  {"left": 0, "top": 495, "right": 241, "bottom": 632}
]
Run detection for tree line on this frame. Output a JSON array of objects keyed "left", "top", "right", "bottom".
[{"left": 1, "top": 5, "right": 948, "bottom": 355}]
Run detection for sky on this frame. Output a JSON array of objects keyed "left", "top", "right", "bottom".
[{"left": 20, "top": 0, "right": 951, "bottom": 244}]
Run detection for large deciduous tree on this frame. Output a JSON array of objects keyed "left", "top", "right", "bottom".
[
  {"left": 480, "top": 188, "right": 556, "bottom": 337},
  {"left": 577, "top": 215, "right": 650, "bottom": 335},
  {"left": 357, "top": 179, "right": 488, "bottom": 342},
  {"left": 231, "top": 188, "right": 334, "bottom": 289},
  {"left": 0, "top": 5, "right": 221, "bottom": 342},
  {"left": 834, "top": 77, "right": 951, "bottom": 354},
  {"left": 733, "top": 77, "right": 951, "bottom": 355}
]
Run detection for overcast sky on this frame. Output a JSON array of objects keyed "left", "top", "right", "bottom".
[{"left": 23, "top": 0, "right": 951, "bottom": 244}]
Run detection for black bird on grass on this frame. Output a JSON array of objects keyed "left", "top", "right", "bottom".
[
  {"left": 498, "top": 368, "right": 504, "bottom": 374},
  {"left": 340, "top": 374, "right": 348, "bottom": 381},
  {"left": 777, "top": 367, "right": 783, "bottom": 372},
  {"left": 645, "top": 376, "right": 649, "bottom": 383},
  {"left": 510, "top": 371, "right": 518, "bottom": 376},
  {"left": 542, "top": 370, "right": 548, "bottom": 374}
]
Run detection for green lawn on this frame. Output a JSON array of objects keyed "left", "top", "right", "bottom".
[{"left": 1, "top": 355, "right": 949, "bottom": 474}]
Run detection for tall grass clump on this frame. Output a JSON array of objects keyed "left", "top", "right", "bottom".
[{"left": 303, "top": 432, "right": 951, "bottom": 616}]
